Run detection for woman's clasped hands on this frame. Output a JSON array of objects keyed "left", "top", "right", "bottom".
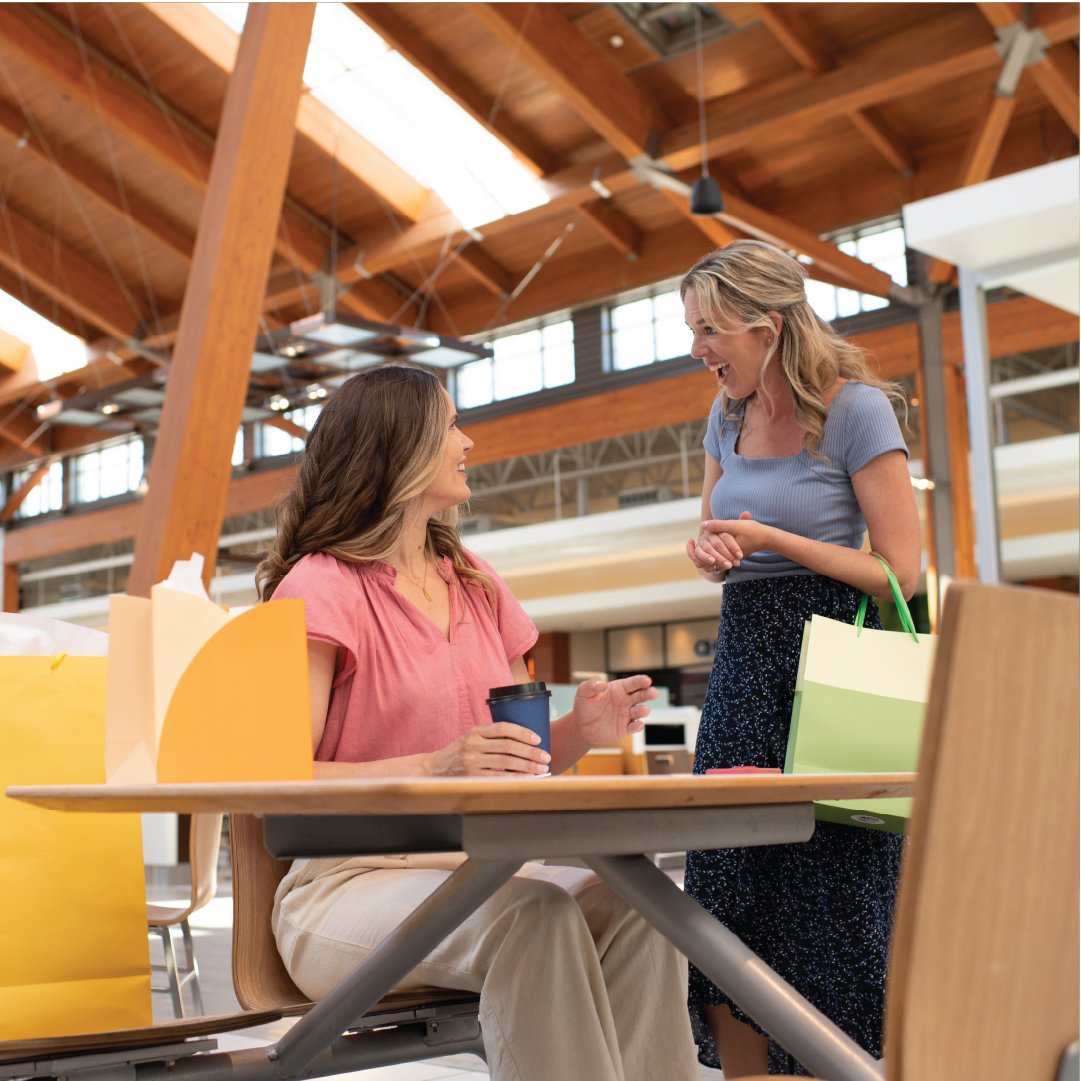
[{"left": 687, "top": 510, "right": 749, "bottom": 577}]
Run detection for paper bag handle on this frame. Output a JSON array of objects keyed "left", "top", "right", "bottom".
[{"left": 855, "top": 555, "right": 920, "bottom": 643}]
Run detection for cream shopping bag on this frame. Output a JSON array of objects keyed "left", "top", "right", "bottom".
[{"left": 784, "top": 558, "right": 936, "bottom": 832}]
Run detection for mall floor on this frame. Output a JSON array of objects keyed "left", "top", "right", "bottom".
[{"left": 150, "top": 855, "right": 724, "bottom": 1080}]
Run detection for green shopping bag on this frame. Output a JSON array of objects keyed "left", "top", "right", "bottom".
[{"left": 784, "top": 558, "right": 935, "bottom": 832}]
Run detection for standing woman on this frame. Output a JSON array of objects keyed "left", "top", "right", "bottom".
[
  {"left": 681, "top": 240, "right": 921, "bottom": 1076},
  {"left": 256, "top": 364, "right": 699, "bottom": 1081}
]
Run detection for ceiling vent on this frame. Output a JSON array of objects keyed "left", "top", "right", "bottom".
[{"left": 614, "top": 3, "right": 734, "bottom": 57}]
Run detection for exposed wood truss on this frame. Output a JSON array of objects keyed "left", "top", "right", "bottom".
[{"left": 0, "top": 1, "right": 1073, "bottom": 473}]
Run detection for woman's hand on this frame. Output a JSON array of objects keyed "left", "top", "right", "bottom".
[
  {"left": 427, "top": 723, "right": 551, "bottom": 776},
  {"left": 570, "top": 675, "right": 659, "bottom": 746},
  {"left": 687, "top": 511, "right": 750, "bottom": 577},
  {"left": 698, "top": 511, "right": 777, "bottom": 559}
]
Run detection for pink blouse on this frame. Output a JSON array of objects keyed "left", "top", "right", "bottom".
[{"left": 272, "top": 550, "right": 538, "bottom": 763}]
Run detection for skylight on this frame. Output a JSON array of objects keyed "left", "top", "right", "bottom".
[
  {"left": 0, "top": 289, "right": 88, "bottom": 381},
  {"left": 203, "top": 3, "right": 549, "bottom": 230}
]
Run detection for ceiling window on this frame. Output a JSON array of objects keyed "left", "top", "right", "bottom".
[
  {"left": 203, "top": 3, "right": 548, "bottom": 229},
  {"left": 11, "top": 459, "right": 64, "bottom": 519},
  {"left": 256, "top": 404, "right": 324, "bottom": 459},
  {"left": 0, "top": 291, "right": 87, "bottom": 381},
  {"left": 454, "top": 319, "right": 575, "bottom": 409},
  {"left": 805, "top": 220, "right": 909, "bottom": 322},
  {"left": 609, "top": 284, "right": 687, "bottom": 371},
  {"left": 71, "top": 436, "right": 144, "bottom": 506}
]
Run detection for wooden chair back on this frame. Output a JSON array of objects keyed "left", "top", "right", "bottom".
[
  {"left": 229, "top": 813, "right": 310, "bottom": 1013},
  {"left": 885, "top": 582, "right": 1079, "bottom": 1080}
]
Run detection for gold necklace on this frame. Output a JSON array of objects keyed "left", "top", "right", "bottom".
[{"left": 397, "top": 558, "right": 433, "bottom": 602}]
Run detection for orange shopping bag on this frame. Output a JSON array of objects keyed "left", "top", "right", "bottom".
[{"left": 0, "top": 647, "right": 151, "bottom": 1039}]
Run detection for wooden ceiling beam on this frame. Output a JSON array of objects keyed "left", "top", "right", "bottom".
[
  {"left": 752, "top": 3, "right": 916, "bottom": 175},
  {"left": 717, "top": 192, "right": 897, "bottom": 298},
  {"left": 472, "top": 3, "right": 666, "bottom": 160},
  {"left": 128, "top": 3, "right": 315, "bottom": 596},
  {"left": 264, "top": 415, "right": 310, "bottom": 442},
  {"left": 575, "top": 200, "right": 643, "bottom": 261},
  {"left": 956, "top": 90, "right": 1017, "bottom": 187},
  {"left": 845, "top": 107, "right": 915, "bottom": 175},
  {"left": 976, "top": 3, "right": 1079, "bottom": 135},
  {"left": 1028, "top": 43, "right": 1080, "bottom": 136},
  {"left": 141, "top": 1, "right": 431, "bottom": 221},
  {"left": 1, "top": 455, "right": 58, "bottom": 522},
  {"left": 659, "top": 10, "right": 1010, "bottom": 171},
  {"left": 454, "top": 246, "right": 514, "bottom": 299},
  {"left": 0, "top": 6, "right": 333, "bottom": 285},
  {"left": 751, "top": 3, "right": 832, "bottom": 74},
  {"left": 975, "top": 3, "right": 1024, "bottom": 30},
  {"left": 346, "top": 2, "right": 558, "bottom": 176},
  {"left": 656, "top": 189, "right": 742, "bottom": 251},
  {"left": 0, "top": 206, "right": 147, "bottom": 339},
  {"left": 927, "top": 82, "right": 1017, "bottom": 283},
  {"left": 0, "top": 101, "right": 193, "bottom": 264},
  {"left": 0, "top": 408, "right": 49, "bottom": 460}
]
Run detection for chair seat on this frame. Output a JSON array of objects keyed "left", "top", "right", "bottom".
[{"left": 145, "top": 902, "right": 194, "bottom": 926}]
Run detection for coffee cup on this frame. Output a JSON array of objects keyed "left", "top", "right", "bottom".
[{"left": 486, "top": 682, "right": 552, "bottom": 770}]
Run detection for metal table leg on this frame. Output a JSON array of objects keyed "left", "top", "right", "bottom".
[
  {"left": 585, "top": 853, "right": 884, "bottom": 1081},
  {"left": 267, "top": 858, "right": 520, "bottom": 1079}
]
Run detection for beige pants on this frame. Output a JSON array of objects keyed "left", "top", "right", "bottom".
[{"left": 273, "top": 857, "right": 699, "bottom": 1081}]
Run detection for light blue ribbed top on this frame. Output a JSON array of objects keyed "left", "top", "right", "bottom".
[{"left": 703, "top": 381, "right": 907, "bottom": 583}]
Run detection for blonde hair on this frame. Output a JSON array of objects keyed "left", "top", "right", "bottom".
[
  {"left": 256, "top": 365, "right": 492, "bottom": 601},
  {"left": 680, "top": 239, "right": 906, "bottom": 453}
]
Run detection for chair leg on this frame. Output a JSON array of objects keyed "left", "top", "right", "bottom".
[
  {"left": 179, "top": 918, "right": 204, "bottom": 1015},
  {"left": 154, "top": 925, "right": 185, "bottom": 1019}
]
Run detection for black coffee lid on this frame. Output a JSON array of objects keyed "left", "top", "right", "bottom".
[{"left": 487, "top": 681, "right": 550, "bottom": 701}]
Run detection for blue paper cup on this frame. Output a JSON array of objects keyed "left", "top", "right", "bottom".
[{"left": 486, "top": 682, "right": 552, "bottom": 772}]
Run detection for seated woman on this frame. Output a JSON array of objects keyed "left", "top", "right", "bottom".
[{"left": 255, "top": 364, "right": 698, "bottom": 1081}]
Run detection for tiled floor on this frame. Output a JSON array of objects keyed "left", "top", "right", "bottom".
[{"left": 149, "top": 857, "right": 724, "bottom": 1079}]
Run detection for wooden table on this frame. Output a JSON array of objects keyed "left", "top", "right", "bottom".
[{"left": 9, "top": 772, "right": 914, "bottom": 1081}]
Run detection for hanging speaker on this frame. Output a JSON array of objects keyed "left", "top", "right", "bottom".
[{"left": 690, "top": 176, "right": 724, "bottom": 215}]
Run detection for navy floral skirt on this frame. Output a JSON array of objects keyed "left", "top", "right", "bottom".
[{"left": 685, "top": 574, "right": 903, "bottom": 1075}]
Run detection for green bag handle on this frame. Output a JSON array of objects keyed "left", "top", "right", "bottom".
[{"left": 855, "top": 554, "right": 920, "bottom": 643}]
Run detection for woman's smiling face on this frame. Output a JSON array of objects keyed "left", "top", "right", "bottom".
[{"left": 684, "top": 287, "right": 776, "bottom": 399}]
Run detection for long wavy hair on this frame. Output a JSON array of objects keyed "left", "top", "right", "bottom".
[
  {"left": 680, "top": 239, "right": 907, "bottom": 453},
  {"left": 256, "top": 365, "right": 491, "bottom": 601}
]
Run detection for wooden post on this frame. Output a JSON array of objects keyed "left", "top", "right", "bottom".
[
  {"left": 2, "top": 557, "right": 19, "bottom": 613},
  {"left": 127, "top": 4, "right": 315, "bottom": 597},
  {"left": 530, "top": 632, "right": 572, "bottom": 685},
  {"left": 944, "top": 362, "right": 978, "bottom": 579}
]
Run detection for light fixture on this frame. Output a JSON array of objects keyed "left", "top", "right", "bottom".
[
  {"left": 690, "top": 5, "right": 724, "bottom": 217},
  {"left": 305, "top": 384, "right": 329, "bottom": 401},
  {"left": 100, "top": 401, "right": 120, "bottom": 415},
  {"left": 267, "top": 394, "right": 291, "bottom": 412}
]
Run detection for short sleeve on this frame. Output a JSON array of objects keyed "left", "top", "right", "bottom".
[
  {"left": 703, "top": 396, "right": 732, "bottom": 464},
  {"left": 841, "top": 384, "right": 909, "bottom": 476},
  {"left": 463, "top": 550, "right": 538, "bottom": 663},
  {"left": 271, "top": 554, "right": 359, "bottom": 681}
]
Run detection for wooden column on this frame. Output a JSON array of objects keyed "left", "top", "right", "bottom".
[
  {"left": 944, "top": 362, "right": 978, "bottom": 579},
  {"left": 529, "top": 632, "right": 572, "bottom": 684},
  {"left": 127, "top": 4, "right": 315, "bottom": 596},
  {"left": 2, "top": 556, "right": 19, "bottom": 613}
]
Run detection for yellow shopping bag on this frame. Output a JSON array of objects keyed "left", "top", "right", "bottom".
[{"left": 0, "top": 654, "right": 151, "bottom": 1039}]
